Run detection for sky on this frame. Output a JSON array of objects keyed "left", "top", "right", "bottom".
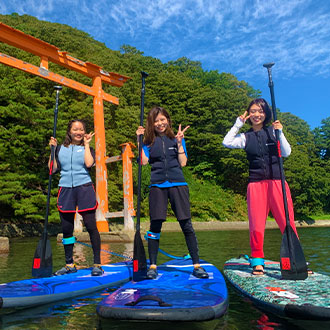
[{"left": 1, "top": 0, "right": 330, "bottom": 129}]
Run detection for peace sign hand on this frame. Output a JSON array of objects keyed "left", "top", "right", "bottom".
[
  {"left": 239, "top": 111, "right": 252, "bottom": 123},
  {"left": 84, "top": 132, "right": 95, "bottom": 145},
  {"left": 176, "top": 124, "right": 190, "bottom": 145}
]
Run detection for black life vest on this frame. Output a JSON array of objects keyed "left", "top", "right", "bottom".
[
  {"left": 244, "top": 126, "right": 281, "bottom": 182},
  {"left": 149, "top": 136, "right": 186, "bottom": 184}
]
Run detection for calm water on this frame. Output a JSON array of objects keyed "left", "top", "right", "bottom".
[{"left": 0, "top": 227, "right": 329, "bottom": 329}]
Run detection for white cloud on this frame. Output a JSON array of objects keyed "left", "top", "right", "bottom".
[
  {"left": 1, "top": 0, "right": 330, "bottom": 79},
  {"left": 0, "top": 0, "right": 56, "bottom": 20}
]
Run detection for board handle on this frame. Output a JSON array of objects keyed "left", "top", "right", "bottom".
[{"left": 125, "top": 295, "right": 172, "bottom": 307}]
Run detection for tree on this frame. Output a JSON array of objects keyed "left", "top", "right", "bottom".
[
  {"left": 0, "top": 13, "right": 329, "bottom": 224},
  {"left": 314, "top": 117, "right": 330, "bottom": 160}
]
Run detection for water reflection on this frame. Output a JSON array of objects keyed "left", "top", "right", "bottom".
[
  {"left": 71, "top": 241, "right": 134, "bottom": 267},
  {"left": 0, "top": 252, "right": 8, "bottom": 276}
]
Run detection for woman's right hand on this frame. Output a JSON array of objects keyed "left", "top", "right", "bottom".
[
  {"left": 49, "top": 136, "right": 57, "bottom": 147},
  {"left": 136, "top": 126, "right": 145, "bottom": 136},
  {"left": 48, "top": 137, "right": 58, "bottom": 172},
  {"left": 136, "top": 126, "right": 148, "bottom": 165},
  {"left": 239, "top": 111, "right": 251, "bottom": 123}
]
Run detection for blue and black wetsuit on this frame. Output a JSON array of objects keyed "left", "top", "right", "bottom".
[{"left": 143, "top": 136, "right": 200, "bottom": 265}]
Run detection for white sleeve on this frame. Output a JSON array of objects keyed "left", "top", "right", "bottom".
[
  {"left": 273, "top": 129, "right": 291, "bottom": 157},
  {"left": 222, "top": 117, "right": 246, "bottom": 149}
]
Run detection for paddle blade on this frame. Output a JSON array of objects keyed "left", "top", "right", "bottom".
[
  {"left": 32, "top": 238, "right": 53, "bottom": 278},
  {"left": 132, "top": 231, "right": 147, "bottom": 282},
  {"left": 280, "top": 225, "right": 308, "bottom": 280}
]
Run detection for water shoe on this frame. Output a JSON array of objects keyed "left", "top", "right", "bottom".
[
  {"left": 91, "top": 266, "right": 104, "bottom": 276},
  {"left": 146, "top": 267, "right": 158, "bottom": 279},
  {"left": 193, "top": 266, "right": 209, "bottom": 279},
  {"left": 54, "top": 265, "right": 77, "bottom": 276}
]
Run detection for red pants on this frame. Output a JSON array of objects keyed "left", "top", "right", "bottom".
[{"left": 247, "top": 180, "right": 298, "bottom": 258}]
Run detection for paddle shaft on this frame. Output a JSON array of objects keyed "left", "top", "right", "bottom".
[
  {"left": 263, "top": 63, "right": 290, "bottom": 227},
  {"left": 263, "top": 64, "right": 307, "bottom": 280},
  {"left": 136, "top": 71, "right": 148, "bottom": 232},
  {"left": 41, "top": 86, "right": 62, "bottom": 258},
  {"left": 132, "top": 72, "right": 149, "bottom": 281}
]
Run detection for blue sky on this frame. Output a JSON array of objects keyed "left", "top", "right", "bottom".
[{"left": 1, "top": 0, "right": 330, "bottom": 129}]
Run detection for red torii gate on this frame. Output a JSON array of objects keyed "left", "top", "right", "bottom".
[{"left": 0, "top": 22, "right": 132, "bottom": 231}]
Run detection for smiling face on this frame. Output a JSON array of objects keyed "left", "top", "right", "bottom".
[
  {"left": 70, "top": 121, "right": 85, "bottom": 144},
  {"left": 154, "top": 113, "right": 168, "bottom": 135},
  {"left": 248, "top": 104, "right": 266, "bottom": 129}
]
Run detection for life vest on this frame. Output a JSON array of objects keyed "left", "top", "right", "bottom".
[
  {"left": 149, "top": 136, "right": 185, "bottom": 184},
  {"left": 55, "top": 145, "right": 94, "bottom": 187},
  {"left": 244, "top": 126, "right": 281, "bottom": 182}
]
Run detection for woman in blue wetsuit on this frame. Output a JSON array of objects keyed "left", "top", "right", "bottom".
[
  {"left": 49, "top": 119, "right": 103, "bottom": 276},
  {"left": 136, "top": 106, "right": 208, "bottom": 280}
]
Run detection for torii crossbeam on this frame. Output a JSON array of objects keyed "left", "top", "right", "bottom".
[{"left": 0, "top": 22, "right": 130, "bottom": 231}]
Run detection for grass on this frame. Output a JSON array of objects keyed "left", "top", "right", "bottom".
[{"left": 305, "top": 214, "right": 330, "bottom": 221}]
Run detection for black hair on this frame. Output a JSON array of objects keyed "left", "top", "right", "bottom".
[
  {"left": 63, "top": 119, "right": 86, "bottom": 147},
  {"left": 246, "top": 98, "right": 272, "bottom": 126},
  {"left": 144, "top": 106, "right": 175, "bottom": 145}
]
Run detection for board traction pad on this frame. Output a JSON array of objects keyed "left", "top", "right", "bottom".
[
  {"left": 0, "top": 262, "right": 132, "bottom": 309},
  {"left": 224, "top": 258, "right": 330, "bottom": 320},
  {"left": 97, "top": 259, "right": 228, "bottom": 321}
]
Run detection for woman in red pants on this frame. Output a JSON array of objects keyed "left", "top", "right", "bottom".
[{"left": 223, "top": 98, "right": 298, "bottom": 275}]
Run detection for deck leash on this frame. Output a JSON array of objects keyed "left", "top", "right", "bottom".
[{"left": 143, "top": 234, "right": 191, "bottom": 260}]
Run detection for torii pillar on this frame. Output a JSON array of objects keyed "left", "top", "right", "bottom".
[{"left": 93, "top": 76, "right": 109, "bottom": 230}]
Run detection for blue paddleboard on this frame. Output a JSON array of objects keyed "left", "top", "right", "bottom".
[
  {"left": 97, "top": 258, "right": 228, "bottom": 321},
  {"left": 0, "top": 261, "right": 132, "bottom": 309},
  {"left": 224, "top": 257, "right": 330, "bottom": 321}
]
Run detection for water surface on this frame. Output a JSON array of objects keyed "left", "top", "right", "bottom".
[{"left": 0, "top": 226, "right": 329, "bottom": 329}]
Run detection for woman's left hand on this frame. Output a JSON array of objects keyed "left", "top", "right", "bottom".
[
  {"left": 176, "top": 124, "right": 190, "bottom": 144},
  {"left": 84, "top": 132, "right": 95, "bottom": 145},
  {"left": 272, "top": 120, "right": 283, "bottom": 130}
]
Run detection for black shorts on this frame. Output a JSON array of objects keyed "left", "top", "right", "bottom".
[
  {"left": 57, "top": 182, "right": 98, "bottom": 213},
  {"left": 149, "top": 185, "right": 191, "bottom": 221}
]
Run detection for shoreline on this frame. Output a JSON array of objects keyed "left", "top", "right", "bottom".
[
  {"left": 146, "top": 219, "right": 330, "bottom": 232},
  {"left": 1, "top": 220, "right": 329, "bottom": 245}
]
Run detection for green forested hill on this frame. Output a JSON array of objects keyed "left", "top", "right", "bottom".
[{"left": 0, "top": 13, "right": 329, "bottom": 224}]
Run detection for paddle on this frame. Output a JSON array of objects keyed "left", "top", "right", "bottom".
[
  {"left": 132, "top": 71, "right": 149, "bottom": 281},
  {"left": 32, "top": 85, "right": 62, "bottom": 278},
  {"left": 263, "top": 63, "right": 308, "bottom": 280}
]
